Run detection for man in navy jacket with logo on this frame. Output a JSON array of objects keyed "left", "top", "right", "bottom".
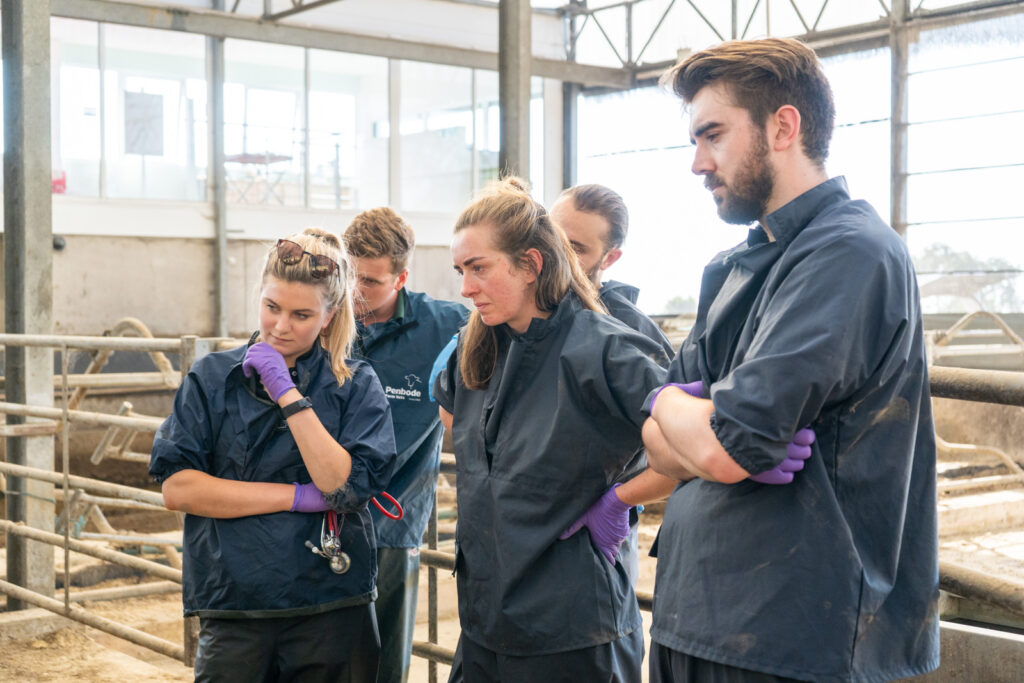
[{"left": 345, "top": 208, "right": 468, "bottom": 683}]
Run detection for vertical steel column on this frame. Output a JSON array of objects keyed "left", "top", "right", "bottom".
[
  {"left": 303, "top": 48, "right": 312, "bottom": 208},
  {"left": 2, "top": 0, "right": 56, "bottom": 608},
  {"left": 427, "top": 497, "right": 439, "bottom": 683},
  {"left": 98, "top": 24, "right": 107, "bottom": 198},
  {"left": 543, "top": 78, "right": 564, "bottom": 203},
  {"left": 388, "top": 59, "right": 402, "bottom": 208},
  {"left": 560, "top": 6, "right": 579, "bottom": 190},
  {"left": 209, "top": 0, "right": 229, "bottom": 336},
  {"left": 625, "top": 3, "right": 634, "bottom": 65},
  {"left": 890, "top": 0, "right": 911, "bottom": 237},
  {"left": 498, "top": 0, "right": 531, "bottom": 179},
  {"left": 561, "top": 83, "right": 578, "bottom": 189},
  {"left": 179, "top": 335, "right": 201, "bottom": 665},
  {"left": 471, "top": 70, "right": 480, "bottom": 195}
]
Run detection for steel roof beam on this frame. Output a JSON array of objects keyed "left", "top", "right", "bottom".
[{"left": 51, "top": 0, "right": 633, "bottom": 89}]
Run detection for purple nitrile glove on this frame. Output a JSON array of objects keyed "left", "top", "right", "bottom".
[
  {"left": 642, "top": 380, "right": 705, "bottom": 416},
  {"left": 242, "top": 342, "right": 295, "bottom": 401},
  {"left": 559, "top": 484, "right": 632, "bottom": 565},
  {"left": 290, "top": 482, "right": 330, "bottom": 513},
  {"left": 749, "top": 427, "right": 815, "bottom": 485}
]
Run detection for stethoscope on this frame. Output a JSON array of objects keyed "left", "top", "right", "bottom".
[
  {"left": 305, "top": 493, "right": 403, "bottom": 574},
  {"left": 236, "top": 336, "right": 407, "bottom": 574}
]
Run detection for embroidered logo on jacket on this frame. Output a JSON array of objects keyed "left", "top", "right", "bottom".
[{"left": 385, "top": 374, "right": 422, "bottom": 401}]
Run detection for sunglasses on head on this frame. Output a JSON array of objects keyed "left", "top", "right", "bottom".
[{"left": 276, "top": 239, "right": 339, "bottom": 279}]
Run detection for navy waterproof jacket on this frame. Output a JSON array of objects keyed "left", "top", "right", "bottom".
[
  {"left": 650, "top": 178, "right": 939, "bottom": 682},
  {"left": 599, "top": 280, "right": 675, "bottom": 358},
  {"left": 354, "top": 289, "right": 468, "bottom": 548},
  {"left": 149, "top": 340, "right": 397, "bottom": 617},
  {"left": 435, "top": 292, "right": 670, "bottom": 656}
]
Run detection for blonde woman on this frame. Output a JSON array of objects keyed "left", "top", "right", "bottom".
[{"left": 150, "top": 228, "right": 396, "bottom": 682}]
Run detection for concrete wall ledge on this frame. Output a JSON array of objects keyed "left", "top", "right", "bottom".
[
  {"left": 911, "top": 620, "right": 1024, "bottom": 681},
  {"left": 0, "top": 607, "right": 84, "bottom": 643}
]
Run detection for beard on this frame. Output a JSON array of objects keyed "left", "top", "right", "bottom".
[
  {"left": 709, "top": 132, "right": 774, "bottom": 225},
  {"left": 585, "top": 260, "right": 603, "bottom": 285}
]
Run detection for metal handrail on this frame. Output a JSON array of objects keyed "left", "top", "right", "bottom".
[
  {"left": 0, "top": 579, "right": 185, "bottom": 661},
  {"left": 0, "top": 332, "right": 184, "bottom": 352},
  {"left": 0, "top": 521, "right": 181, "bottom": 583},
  {"left": 0, "top": 401, "right": 164, "bottom": 431},
  {"left": 929, "top": 366, "right": 1024, "bottom": 405}
]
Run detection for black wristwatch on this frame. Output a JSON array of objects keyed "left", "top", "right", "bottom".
[{"left": 281, "top": 396, "right": 313, "bottom": 419}]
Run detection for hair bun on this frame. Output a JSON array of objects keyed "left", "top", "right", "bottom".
[
  {"left": 501, "top": 176, "right": 531, "bottom": 194},
  {"left": 302, "top": 226, "right": 341, "bottom": 249}
]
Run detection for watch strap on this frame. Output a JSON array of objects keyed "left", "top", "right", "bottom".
[{"left": 281, "top": 396, "right": 313, "bottom": 419}]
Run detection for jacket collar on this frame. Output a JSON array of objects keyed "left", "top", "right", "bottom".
[
  {"left": 759, "top": 176, "right": 850, "bottom": 248},
  {"left": 233, "top": 332, "right": 324, "bottom": 401},
  {"left": 504, "top": 289, "right": 581, "bottom": 344},
  {"left": 599, "top": 280, "right": 640, "bottom": 305}
]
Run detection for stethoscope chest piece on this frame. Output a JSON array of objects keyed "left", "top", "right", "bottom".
[
  {"left": 305, "top": 510, "right": 352, "bottom": 575},
  {"left": 330, "top": 553, "right": 351, "bottom": 574}
]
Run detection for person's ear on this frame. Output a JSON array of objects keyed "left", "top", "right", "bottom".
[
  {"left": 320, "top": 308, "right": 336, "bottom": 332},
  {"left": 599, "top": 247, "right": 623, "bottom": 272},
  {"left": 770, "top": 104, "right": 802, "bottom": 152},
  {"left": 394, "top": 269, "right": 410, "bottom": 291},
  {"left": 523, "top": 248, "right": 543, "bottom": 283}
]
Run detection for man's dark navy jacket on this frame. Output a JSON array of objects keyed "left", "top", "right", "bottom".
[
  {"left": 354, "top": 289, "right": 468, "bottom": 548},
  {"left": 650, "top": 178, "right": 939, "bottom": 682}
]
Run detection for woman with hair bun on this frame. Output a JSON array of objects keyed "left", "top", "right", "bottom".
[
  {"left": 150, "top": 227, "right": 397, "bottom": 682},
  {"left": 435, "top": 178, "right": 678, "bottom": 682}
]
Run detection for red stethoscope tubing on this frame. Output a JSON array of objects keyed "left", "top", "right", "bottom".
[
  {"left": 326, "top": 493, "right": 403, "bottom": 531},
  {"left": 372, "top": 492, "right": 404, "bottom": 520}
]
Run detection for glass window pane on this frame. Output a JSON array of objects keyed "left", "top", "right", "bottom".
[
  {"left": 475, "top": 70, "right": 499, "bottom": 189},
  {"left": 224, "top": 40, "right": 305, "bottom": 206},
  {"left": 820, "top": 48, "right": 891, "bottom": 219},
  {"left": 52, "top": 17, "right": 100, "bottom": 197},
  {"left": 623, "top": 1, "right": 732, "bottom": 65},
  {"left": 912, "top": 11, "right": 1024, "bottom": 71},
  {"left": 906, "top": 13, "right": 1024, "bottom": 316},
  {"left": 529, "top": 76, "right": 545, "bottom": 200},
  {"left": 470, "top": 73, "right": 543, "bottom": 194},
  {"left": 574, "top": 5, "right": 629, "bottom": 68},
  {"left": 909, "top": 111, "right": 1024, "bottom": 174},
  {"left": 909, "top": 58, "right": 1024, "bottom": 123},
  {"left": 828, "top": 120, "right": 890, "bottom": 220},
  {"left": 400, "top": 61, "right": 473, "bottom": 213},
  {"left": 822, "top": 48, "right": 890, "bottom": 126},
  {"left": 307, "top": 50, "right": 388, "bottom": 210},
  {"left": 910, "top": 13, "right": 1024, "bottom": 121},
  {"left": 102, "top": 24, "right": 207, "bottom": 201},
  {"left": 578, "top": 86, "right": 748, "bottom": 314},
  {"left": 907, "top": 220, "right": 1024, "bottom": 314},
  {"left": 908, "top": 166, "right": 1024, "bottom": 225}
]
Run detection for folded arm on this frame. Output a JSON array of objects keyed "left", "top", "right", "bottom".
[
  {"left": 162, "top": 469, "right": 294, "bottom": 518},
  {"left": 277, "top": 386, "right": 353, "bottom": 492},
  {"left": 643, "top": 386, "right": 750, "bottom": 483}
]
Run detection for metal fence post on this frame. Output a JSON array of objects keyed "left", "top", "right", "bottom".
[
  {"left": 179, "top": 333, "right": 200, "bottom": 666},
  {"left": 428, "top": 493, "right": 439, "bottom": 683}
]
